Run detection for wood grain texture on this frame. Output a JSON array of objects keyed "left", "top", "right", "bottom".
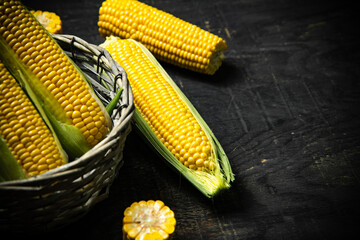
[{"left": 5, "top": 0, "right": 360, "bottom": 239}]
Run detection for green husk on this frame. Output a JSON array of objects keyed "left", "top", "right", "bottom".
[
  {"left": 0, "top": 134, "right": 27, "bottom": 182},
  {"left": 133, "top": 39, "right": 234, "bottom": 197},
  {"left": 106, "top": 87, "right": 123, "bottom": 116},
  {"left": 101, "top": 37, "right": 234, "bottom": 198}
]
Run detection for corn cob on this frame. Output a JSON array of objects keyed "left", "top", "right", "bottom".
[
  {"left": 0, "top": 60, "right": 67, "bottom": 178},
  {"left": 0, "top": 0, "right": 112, "bottom": 159},
  {"left": 30, "top": 10, "right": 62, "bottom": 34},
  {"left": 98, "top": 0, "right": 227, "bottom": 75},
  {"left": 123, "top": 200, "right": 176, "bottom": 240},
  {"left": 100, "top": 36, "right": 234, "bottom": 197}
]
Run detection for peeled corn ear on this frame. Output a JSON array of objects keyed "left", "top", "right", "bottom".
[
  {"left": 98, "top": 0, "right": 227, "bottom": 75},
  {"left": 123, "top": 200, "right": 176, "bottom": 240},
  {"left": 100, "top": 36, "right": 234, "bottom": 198},
  {"left": 0, "top": 0, "right": 112, "bottom": 159},
  {"left": 0, "top": 60, "right": 67, "bottom": 180}
]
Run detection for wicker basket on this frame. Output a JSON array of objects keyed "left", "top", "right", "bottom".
[{"left": 0, "top": 34, "right": 134, "bottom": 232}]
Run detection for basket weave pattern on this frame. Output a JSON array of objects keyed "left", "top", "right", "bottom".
[{"left": 0, "top": 34, "right": 134, "bottom": 232}]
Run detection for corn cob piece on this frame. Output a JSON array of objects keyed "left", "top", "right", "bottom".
[
  {"left": 0, "top": 60, "right": 67, "bottom": 178},
  {"left": 98, "top": 0, "right": 227, "bottom": 75},
  {"left": 100, "top": 36, "right": 234, "bottom": 197},
  {"left": 30, "top": 10, "right": 62, "bottom": 34},
  {"left": 123, "top": 200, "right": 176, "bottom": 240},
  {"left": 0, "top": 0, "right": 112, "bottom": 159}
]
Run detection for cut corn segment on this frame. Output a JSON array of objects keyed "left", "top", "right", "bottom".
[
  {"left": 0, "top": 0, "right": 112, "bottom": 159},
  {"left": 98, "top": 0, "right": 227, "bottom": 75},
  {"left": 123, "top": 200, "right": 176, "bottom": 240},
  {"left": 30, "top": 10, "right": 62, "bottom": 34},
  {"left": 0, "top": 60, "right": 67, "bottom": 178},
  {"left": 100, "top": 36, "right": 234, "bottom": 197}
]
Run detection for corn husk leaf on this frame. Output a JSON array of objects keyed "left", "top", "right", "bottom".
[
  {"left": 0, "top": 134, "right": 27, "bottom": 182},
  {"left": 106, "top": 87, "right": 123, "bottom": 115},
  {"left": 125, "top": 39, "right": 234, "bottom": 198}
]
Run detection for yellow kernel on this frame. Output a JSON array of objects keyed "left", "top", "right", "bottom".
[
  {"left": 209, "top": 161, "right": 215, "bottom": 170},
  {"left": 184, "top": 143, "right": 190, "bottom": 150},
  {"left": 80, "top": 105, "right": 88, "bottom": 113},
  {"left": 81, "top": 111, "right": 90, "bottom": 118},
  {"left": 189, "top": 147, "right": 196, "bottom": 155},
  {"left": 15, "top": 127, "right": 25, "bottom": 136},
  {"left": 192, "top": 152, "right": 200, "bottom": 160},
  {"left": 60, "top": 99, "right": 69, "bottom": 109},
  {"left": 68, "top": 94, "right": 77, "bottom": 104},
  {"left": 8, "top": 135, "right": 19, "bottom": 144},
  {"left": 72, "top": 110, "right": 81, "bottom": 119},
  {"left": 80, "top": 94, "right": 91, "bottom": 104},
  {"left": 48, "top": 163, "right": 58, "bottom": 169},
  {"left": 20, "top": 136, "right": 31, "bottom": 145},
  {"left": 37, "top": 164, "right": 48, "bottom": 171},
  {"left": 73, "top": 99, "right": 82, "bottom": 106},
  {"left": 95, "top": 132, "right": 103, "bottom": 140},
  {"left": 95, "top": 120, "right": 103, "bottom": 128},
  {"left": 64, "top": 104, "right": 73, "bottom": 112},
  {"left": 179, "top": 148, "right": 186, "bottom": 156},
  {"left": 188, "top": 156, "right": 194, "bottom": 164},
  {"left": 23, "top": 161, "right": 33, "bottom": 171},
  {"left": 75, "top": 122, "right": 85, "bottom": 129},
  {"left": 48, "top": 83, "right": 56, "bottom": 92},
  {"left": 66, "top": 111, "right": 72, "bottom": 119},
  {"left": 13, "top": 143, "right": 25, "bottom": 152},
  {"left": 87, "top": 135, "right": 95, "bottom": 144},
  {"left": 195, "top": 158, "right": 204, "bottom": 166},
  {"left": 83, "top": 130, "right": 90, "bottom": 138},
  {"left": 90, "top": 127, "right": 98, "bottom": 135},
  {"left": 175, "top": 144, "right": 182, "bottom": 152},
  {"left": 84, "top": 116, "right": 93, "bottom": 124},
  {"left": 72, "top": 117, "right": 82, "bottom": 124},
  {"left": 30, "top": 148, "right": 41, "bottom": 157},
  {"left": 189, "top": 164, "right": 196, "bottom": 170}
]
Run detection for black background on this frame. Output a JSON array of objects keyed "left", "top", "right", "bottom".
[{"left": 6, "top": 0, "right": 360, "bottom": 239}]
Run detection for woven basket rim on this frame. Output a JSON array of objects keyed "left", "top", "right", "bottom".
[{"left": 0, "top": 34, "right": 134, "bottom": 187}]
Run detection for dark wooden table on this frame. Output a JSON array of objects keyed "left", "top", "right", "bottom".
[{"left": 9, "top": 0, "right": 360, "bottom": 239}]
